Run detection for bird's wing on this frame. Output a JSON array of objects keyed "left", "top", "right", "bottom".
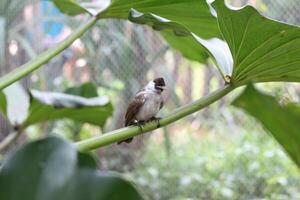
[{"left": 125, "top": 92, "right": 146, "bottom": 126}]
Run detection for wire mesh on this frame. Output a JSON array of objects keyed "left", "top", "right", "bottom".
[{"left": 1, "top": 0, "right": 300, "bottom": 199}]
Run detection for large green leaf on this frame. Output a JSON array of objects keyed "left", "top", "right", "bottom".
[
  {"left": 127, "top": 9, "right": 232, "bottom": 77},
  {"left": 232, "top": 84, "right": 300, "bottom": 168},
  {"left": 21, "top": 90, "right": 113, "bottom": 128},
  {"left": 51, "top": 0, "right": 110, "bottom": 16},
  {"left": 64, "top": 82, "right": 98, "bottom": 98},
  {"left": 52, "top": 0, "right": 90, "bottom": 16},
  {"left": 0, "top": 137, "right": 143, "bottom": 200},
  {"left": 101, "top": 0, "right": 219, "bottom": 39},
  {"left": 212, "top": 0, "right": 300, "bottom": 85},
  {"left": 104, "top": 0, "right": 221, "bottom": 63},
  {"left": 52, "top": 0, "right": 221, "bottom": 63}
]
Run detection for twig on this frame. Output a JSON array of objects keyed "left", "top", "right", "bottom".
[
  {"left": 0, "top": 129, "right": 23, "bottom": 152},
  {"left": 75, "top": 85, "right": 235, "bottom": 152},
  {"left": 0, "top": 17, "right": 98, "bottom": 90}
]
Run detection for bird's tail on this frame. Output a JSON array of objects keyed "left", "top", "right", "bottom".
[
  {"left": 117, "top": 137, "right": 133, "bottom": 144},
  {"left": 117, "top": 121, "right": 134, "bottom": 144}
]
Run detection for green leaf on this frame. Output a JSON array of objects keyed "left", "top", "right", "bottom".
[
  {"left": 232, "top": 84, "right": 300, "bottom": 168},
  {"left": 127, "top": 8, "right": 231, "bottom": 76},
  {"left": 52, "top": 0, "right": 221, "bottom": 63},
  {"left": 21, "top": 90, "right": 113, "bottom": 128},
  {"left": 212, "top": 0, "right": 300, "bottom": 85},
  {"left": 51, "top": 0, "right": 110, "bottom": 16},
  {"left": 160, "top": 30, "right": 209, "bottom": 63},
  {"left": 52, "top": 0, "right": 110, "bottom": 16},
  {"left": 0, "top": 91, "right": 7, "bottom": 116},
  {"left": 64, "top": 170, "right": 143, "bottom": 200},
  {"left": 127, "top": 8, "right": 207, "bottom": 63},
  {"left": 64, "top": 82, "right": 98, "bottom": 98},
  {"left": 2, "top": 82, "right": 29, "bottom": 125},
  {"left": 104, "top": 0, "right": 221, "bottom": 63},
  {"left": 52, "top": 0, "right": 90, "bottom": 16},
  {"left": 102, "top": 0, "right": 219, "bottom": 39},
  {"left": 0, "top": 137, "right": 143, "bottom": 200}
]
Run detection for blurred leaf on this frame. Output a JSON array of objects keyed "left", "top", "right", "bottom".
[
  {"left": 0, "top": 91, "right": 6, "bottom": 116},
  {"left": 212, "top": 0, "right": 300, "bottom": 84},
  {"left": 12, "top": 32, "right": 36, "bottom": 59},
  {"left": 232, "top": 84, "right": 300, "bottom": 168},
  {"left": 63, "top": 82, "right": 99, "bottom": 139},
  {"left": 51, "top": 0, "right": 110, "bottom": 16},
  {"left": 64, "top": 82, "right": 98, "bottom": 98},
  {"left": 0, "top": 137, "right": 143, "bottom": 200},
  {"left": 22, "top": 90, "right": 113, "bottom": 128},
  {"left": 3, "top": 82, "right": 29, "bottom": 125}
]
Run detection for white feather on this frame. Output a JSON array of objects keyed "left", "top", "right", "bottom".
[{"left": 135, "top": 81, "right": 163, "bottom": 121}]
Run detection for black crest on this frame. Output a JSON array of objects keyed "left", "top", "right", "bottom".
[{"left": 153, "top": 77, "right": 165, "bottom": 91}]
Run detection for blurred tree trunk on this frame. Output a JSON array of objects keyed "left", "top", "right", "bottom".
[
  {"left": 0, "top": 17, "right": 6, "bottom": 74},
  {"left": 173, "top": 53, "right": 180, "bottom": 83},
  {"left": 218, "top": 72, "right": 226, "bottom": 108},
  {"left": 0, "top": 17, "right": 12, "bottom": 140},
  {"left": 202, "top": 64, "right": 213, "bottom": 117},
  {"left": 184, "top": 64, "right": 192, "bottom": 104},
  {"left": 0, "top": 1, "right": 33, "bottom": 143},
  {"left": 202, "top": 65, "right": 213, "bottom": 96}
]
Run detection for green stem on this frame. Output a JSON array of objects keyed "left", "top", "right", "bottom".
[
  {"left": 75, "top": 85, "right": 235, "bottom": 152},
  {"left": 0, "top": 128, "right": 23, "bottom": 152},
  {"left": 0, "top": 17, "right": 98, "bottom": 90}
]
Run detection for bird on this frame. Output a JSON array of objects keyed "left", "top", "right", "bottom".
[{"left": 118, "top": 77, "right": 166, "bottom": 144}]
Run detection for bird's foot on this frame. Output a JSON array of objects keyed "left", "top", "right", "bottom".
[
  {"left": 135, "top": 120, "right": 145, "bottom": 132},
  {"left": 148, "top": 117, "right": 161, "bottom": 128},
  {"left": 117, "top": 120, "right": 145, "bottom": 145},
  {"left": 127, "top": 120, "right": 145, "bottom": 132}
]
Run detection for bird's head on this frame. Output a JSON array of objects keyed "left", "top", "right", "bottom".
[{"left": 144, "top": 77, "right": 166, "bottom": 93}]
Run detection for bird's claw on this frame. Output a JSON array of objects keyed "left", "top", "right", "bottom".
[
  {"left": 148, "top": 117, "right": 161, "bottom": 128},
  {"left": 132, "top": 120, "right": 145, "bottom": 132},
  {"left": 117, "top": 120, "right": 145, "bottom": 145}
]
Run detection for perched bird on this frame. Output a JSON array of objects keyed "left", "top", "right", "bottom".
[{"left": 118, "top": 77, "right": 166, "bottom": 144}]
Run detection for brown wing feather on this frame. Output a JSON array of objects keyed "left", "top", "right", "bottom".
[{"left": 125, "top": 92, "right": 146, "bottom": 126}]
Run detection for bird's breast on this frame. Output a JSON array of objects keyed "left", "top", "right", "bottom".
[{"left": 135, "top": 93, "right": 162, "bottom": 121}]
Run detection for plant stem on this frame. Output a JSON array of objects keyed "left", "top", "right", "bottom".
[
  {"left": 0, "top": 17, "right": 98, "bottom": 90},
  {"left": 75, "top": 85, "right": 235, "bottom": 152},
  {"left": 0, "top": 129, "right": 23, "bottom": 152}
]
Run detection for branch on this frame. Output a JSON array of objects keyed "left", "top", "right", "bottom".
[
  {"left": 0, "top": 129, "right": 23, "bottom": 152},
  {"left": 0, "top": 17, "right": 98, "bottom": 90},
  {"left": 75, "top": 85, "right": 235, "bottom": 152}
]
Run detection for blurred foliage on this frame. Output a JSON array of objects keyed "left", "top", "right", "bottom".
[
  {"left": 0, "top": 137, "right": 143, "bottom": 200},
  {"left": 128, "top": 124, "right": 300, "bottom": 200},
  {"left": 1, "top": 0, "right": 300, "bottom": 199},
  {"left": 0, "top": 82, "right": 112, "bottom": 129},
  {"left": 233, "top": 84, "right": 300, "bottom": 167}
]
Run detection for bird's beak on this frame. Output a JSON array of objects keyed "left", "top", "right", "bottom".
[{"left": 157, "top": 86, "right": 167, "bottom": 90}]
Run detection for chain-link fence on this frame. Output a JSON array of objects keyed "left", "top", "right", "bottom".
[{"left": 1, "top": 0, "right": 300, "bottom": 199}]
